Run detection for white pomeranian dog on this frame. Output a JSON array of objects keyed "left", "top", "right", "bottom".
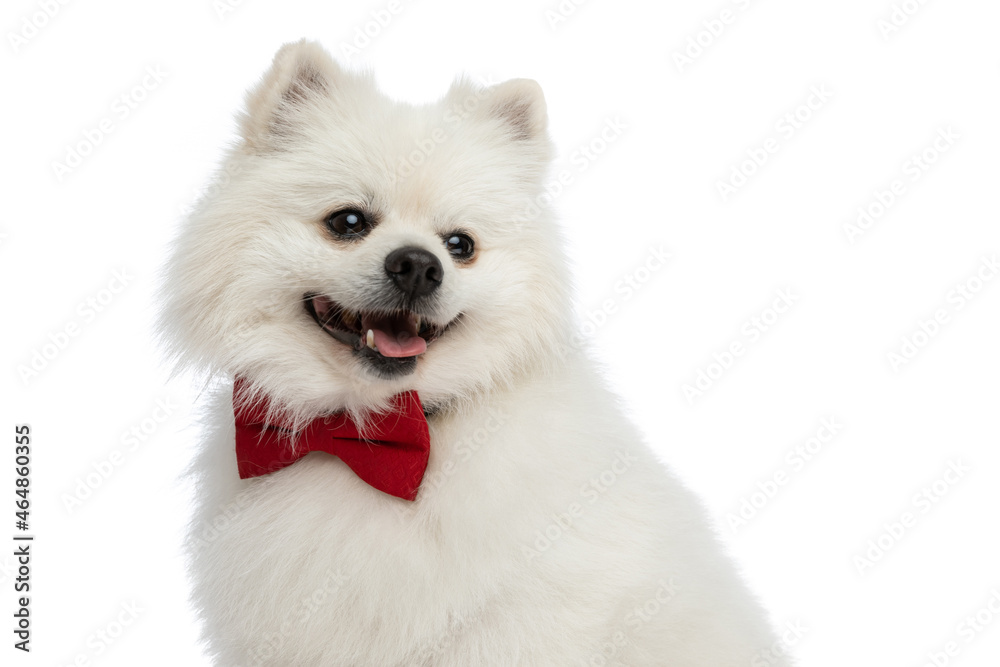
[{"left": 161, "top": 40, "right": 792, "bottom": 667}]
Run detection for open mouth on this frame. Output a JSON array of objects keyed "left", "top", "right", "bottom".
[{"left": 304, "top": 292, "right": 451, "bottom": 374}]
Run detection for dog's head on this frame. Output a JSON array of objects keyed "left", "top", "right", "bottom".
[{"left": 160, "top": 40, "right": 571, "bottom": 420}]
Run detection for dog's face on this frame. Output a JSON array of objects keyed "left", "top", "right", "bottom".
[{"left": 161, "top": 41, "right": 571, "bottom": 419}]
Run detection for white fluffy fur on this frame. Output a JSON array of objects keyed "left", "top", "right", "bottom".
[{"left": 162, "top": 40, "right": 791, "bottom": 666}]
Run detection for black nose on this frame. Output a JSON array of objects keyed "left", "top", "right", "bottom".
[{"left": 384, "top": 246, "right": 443, "bottom": 299}]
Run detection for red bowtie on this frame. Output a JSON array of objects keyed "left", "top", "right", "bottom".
[{"left": 232, "top": 377, "right": 431, "bottom": 501}]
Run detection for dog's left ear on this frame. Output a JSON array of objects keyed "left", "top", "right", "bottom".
[
  {"left": 483, "top": 78, "right": 548, "bottom": 142},
  {"left": 239, "top": 40, "right": 340, "bottom": 153}
]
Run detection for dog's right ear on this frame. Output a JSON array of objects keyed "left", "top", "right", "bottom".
[
  {"left": 239, "top": 40, "right": 340, "bottom": 153},
  {"left": 483, "top": 78, "right": 548, "bottom": 142}
]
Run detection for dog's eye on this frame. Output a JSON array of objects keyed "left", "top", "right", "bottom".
[
  {"left": 325, "top": 209, "right": 371, "bottom": 238},
  {"left": 444, "top": 233, "right": 475, "bottom": 261}
]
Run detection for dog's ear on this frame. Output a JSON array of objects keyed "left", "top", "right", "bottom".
[
  {"left": 239, "top": 40, "right": 340, "bottom": 153},
  {"left": 483, "top": 78, "right": 548, "bottom": 141}
]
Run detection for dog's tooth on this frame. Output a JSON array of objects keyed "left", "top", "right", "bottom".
[
  {"left": 415, "top": 315, "right": 422, "bottom": 330},
  {"left": 366, "top": 329, "right": 376, "bottom": 351}
]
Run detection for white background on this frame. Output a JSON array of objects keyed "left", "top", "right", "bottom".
[{"left": 3, "top": 0, "right": 1000, "bottom": 665}]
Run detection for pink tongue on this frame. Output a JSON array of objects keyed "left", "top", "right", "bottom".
[{"left": 372, "top": 329, "right": 427, "bottom": 357}]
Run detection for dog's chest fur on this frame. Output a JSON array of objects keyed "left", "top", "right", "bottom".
[{"left": 188, "top": 365, "right": 785, "bottom": 666}]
